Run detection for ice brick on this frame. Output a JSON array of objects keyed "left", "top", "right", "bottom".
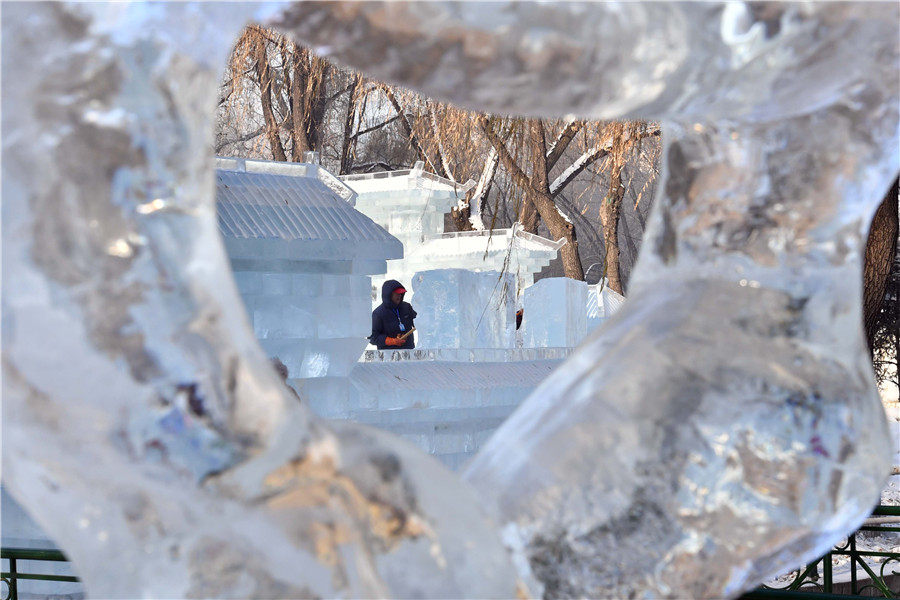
[
  {"left": 521, "top": 277, "right": 588, "bottom": 348},
  {"left": 413, "top": 269, "right": 515, "bottom": 349}
]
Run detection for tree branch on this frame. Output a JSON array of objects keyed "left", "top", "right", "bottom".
[
  {"left": 350, "top": 114, "right": 402, "bottom": 140},
  {"left": 380, "top": 84, "right": 434, "bottom": 171},
  {"left": 478, "top": 116, "right": 534, "bottom": 194},
  {"left": 550, "top": 124, "right": 660, "bottom": 197},
  {"left": 545, "top": 118, "right": 584, "bottom": 171},
  {"left": 215, "top": 126, "right": 266, "bottom": 153}
]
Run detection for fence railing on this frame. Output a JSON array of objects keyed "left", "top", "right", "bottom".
[
  {"left": 1, "top": 547, "right": 79, "bottom": 600},
  {"left": 740, "top": 505, "right": 900, "bottom": 599}
]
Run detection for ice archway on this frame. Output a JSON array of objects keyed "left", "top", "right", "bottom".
[{"left": 2, "top": 2, "right": 898, "bottom": 598}]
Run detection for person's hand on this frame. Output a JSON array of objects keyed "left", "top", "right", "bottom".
[{"left": 385, "top": 336, "right": 404, "bottom": 347}]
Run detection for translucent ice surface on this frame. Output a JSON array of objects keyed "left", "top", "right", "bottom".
[
  {"left": 3, "top": 2, "right": 898, "bottom": 599},
  {"left": 413, "top": 269, "right": 516, "bottom": 350},
  {"left": 521, "top": 277, "right": 588, "bottom": 348},
  {"left": 2, "top": 4, "right": 521, "bottom": 598}
]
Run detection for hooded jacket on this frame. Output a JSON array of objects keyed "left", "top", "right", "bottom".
[{"left": 369, "top": 280, "right": 417, "bottom": 350}]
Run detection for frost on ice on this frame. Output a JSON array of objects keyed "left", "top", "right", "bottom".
[{"left": 2, "top": 2, "right": 899, "bottom": 599}]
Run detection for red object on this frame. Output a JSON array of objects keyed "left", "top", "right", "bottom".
[
  {"left": 393, "top": 287, "right": 406, "bottom": 294},
  {"left": 385, "top": 336, "right": 404, "bottom": 347}
]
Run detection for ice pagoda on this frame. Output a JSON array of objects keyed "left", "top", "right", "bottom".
[
  {"left": 215, "top": 157, "right": 402, "bottom": 378},
  {"left": 341, "top": 161, "right": 566, "bottom": 301}
]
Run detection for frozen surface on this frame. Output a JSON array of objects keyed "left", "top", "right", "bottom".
[
  {"left": 3, "top": 2, "right": 899, "bottom": 600},
  {"left": 412, "top": 269, "right": 516, "bottom": 349},
  {"left": 521, "top": 277, "right": 588, "bottom": 348}
]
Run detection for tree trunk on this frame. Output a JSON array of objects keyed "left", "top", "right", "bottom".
[
  {"left": 601, "top": 159, "right": 626, "bottom": 294},
  {"left": 479, "top": 116, "right": 584, "bottom": 280},
  {"left": 863, "top": 176, "right": 899, "bottom": 350},
  {"left": 255, "top": 40, "right": 287, "bottom": 162},
  {"left": 339, "top": 75, "right": 362, "bottom": 174},
  {"left": 520, "top": 120, "right": 547, "bottom": 235},
  {"left": 289, "top": 48, "right": 311, "bottom": 160},
  {"left": 381, "top": 85, "right": 430, "bottom": 167}
]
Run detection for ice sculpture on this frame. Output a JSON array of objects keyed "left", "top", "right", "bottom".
[
  {"left": 1, "top": 4, "right": 522, "bottom": 598},
  {"left": 3, "top": 2, "right": 899, "bottom": 600},
  {"left": 412, "top": 269, "right": 516, "bottom": 350},
  {"left": 215, "top": 157, "right": 399, "bottom": 378},
  {"left": 520, "top": 278, "right": 589, "bottom": 349},
  {"left": 342, "top": 167, "right": 564, "bottom": 301}
]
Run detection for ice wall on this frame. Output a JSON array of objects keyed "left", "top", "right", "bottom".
[
  {"left": 412, "top": 269, "right": 516, "bottom": 350},
  {"left": 298, "top": 358, "right": 564, "bottom": 471},
  {"left": 521, "top": 277, "right": 589, "bottom": 348},
  {"left": 233, "top": 271, "right": 372, "bottom": 377}
]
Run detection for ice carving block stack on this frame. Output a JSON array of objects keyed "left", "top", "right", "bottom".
[
  {"left": 412, "top": 269, "right": 516, "bottom": 349},
  {"left": 521, "top": 277, "right": 589, "bottom": 348},
  {"left": 216, "top": 157, "right": 403, "bottom": 377}
]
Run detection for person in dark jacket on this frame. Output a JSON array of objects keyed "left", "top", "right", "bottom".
[{"left": 369, "top": 280, "right": 417, "bottom": 350}]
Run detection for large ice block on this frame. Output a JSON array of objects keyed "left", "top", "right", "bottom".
[
  {"left": 412, "top": 269, "right": 516, "bottom": 349},
  {"left": 243, "top": 272, "right": 374, "bottom": 377},
  {"left": 521, "top": 277, "right": 588, "bottom": 348}
]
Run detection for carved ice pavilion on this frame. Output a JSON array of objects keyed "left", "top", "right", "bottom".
[{"left": 341, "top": 161, "right": 566, "bottom": 300}]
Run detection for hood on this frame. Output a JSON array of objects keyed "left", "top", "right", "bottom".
[{"left": 381, "top": 279, "right": 406, "bottom": 305}]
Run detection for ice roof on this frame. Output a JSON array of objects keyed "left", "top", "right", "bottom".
[
  {"left": 341, "top": 161, "right": 475, "bottom": 196},
  {"left": 215, "top": 158, "right": 403, "bottom": 261},
  {"left": 412, "top": 227, "right": 565, "bottom": 259}
]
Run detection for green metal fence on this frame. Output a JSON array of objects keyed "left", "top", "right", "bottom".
[
  {"left": 741, "top": 505, "right": 900, "bottom": 600},
  {"left": 1, "top": 507, "right": 897, "bottom": 600},
  {"left": 1, "top": 547, "right": 79, "bottom": 600}
]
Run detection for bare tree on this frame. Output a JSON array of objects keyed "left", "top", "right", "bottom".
[{"left": 217, "top": 27, "right": 663, "bottom": 287}]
